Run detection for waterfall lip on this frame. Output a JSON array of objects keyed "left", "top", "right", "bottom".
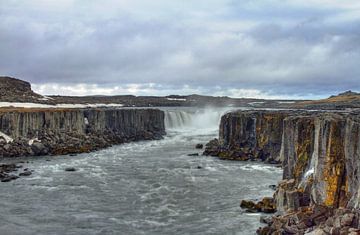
[{"left": 163, "top": 107, "right": 238, "bottom": 132}]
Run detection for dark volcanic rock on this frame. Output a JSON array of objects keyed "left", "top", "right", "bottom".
[
  {"left": 65, "top": 167, "right": 77, "bottom": 172},
  {"left": 19, "top": 171, "right": 32, "bottom": 176},
  {"left": 208, "top": 109, "right": 360, "bottom": 234},
  {"left": 188, "top": 153, "right": 199, "bottom": 156},
  {"left": 240, "top": 197, "right": 276, "bottom": 214},
  {"left": 0, "top": 108, "right": 166, "bottom": 158},
  {"left": 195, "top": 144, "right": 203, "bottom": 149},
  {"left": 203, "top": 111, "right": 292, "bottom": 162},
  {"left": 213, "top": 109, "right": 360, "bottom": 234},
  {"left": 0, "top": 163, "right": 30, "bottom": 182}
]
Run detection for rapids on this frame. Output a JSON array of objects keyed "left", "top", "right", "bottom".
[{"left": 0, "top": 107, "right": 281, "bottom": 235}]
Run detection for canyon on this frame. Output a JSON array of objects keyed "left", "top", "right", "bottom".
[{"left": 1, "top": 76, "right": 360, "bottom": 234}]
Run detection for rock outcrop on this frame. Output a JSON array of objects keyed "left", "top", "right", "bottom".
[
  {"left": 0, "top": 108, "right": 165, "bottom": 158},
  {"left": 204, "top": 110, "right": 293, "bottom": 163},
  {"left": 0, "top": 76, "right": 50, "bottom": 103},
  {"left": 206, "top": 109, "right": 360, "bottom": 234}
]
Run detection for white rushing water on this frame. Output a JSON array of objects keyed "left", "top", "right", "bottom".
[
  {"left": 0, "top": 107, "right": 282, "bottom": 235},
  {"left": 163, "top": 107, "right": 233, "bottom": 133}
]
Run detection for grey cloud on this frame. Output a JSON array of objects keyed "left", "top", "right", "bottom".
[{"left": 0, "top": 0, "right": 360, "bottom": 98}]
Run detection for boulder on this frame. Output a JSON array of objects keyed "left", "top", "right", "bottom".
[
  {"left": 31, "top": 142, "right": 48, "bottom": 156},
  {"left": 65, "top": 167, "right": 77, "bottom": 172},
  {"left": 188, "top": 153, "right": 199, "bottom": 156},
  {"left": 240, "top": 197, "right": 276, "bottom": 214},
  {"left": 195, "top": 144, "right": 203, "bottom": 149},
  {"left": 19, "top": 171, "right": 32, "bottom": 176}
]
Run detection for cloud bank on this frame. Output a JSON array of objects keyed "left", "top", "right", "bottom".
[{"left": 1, "top": 0, "right": 360, "bottom": 99}]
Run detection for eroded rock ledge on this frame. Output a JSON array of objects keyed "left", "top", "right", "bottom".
[
  {"left": 0, "top": 108, "right": 165, "bottom": 158},
  {"left": 204, "top": 110, "right": 360, "bottom": 234}
]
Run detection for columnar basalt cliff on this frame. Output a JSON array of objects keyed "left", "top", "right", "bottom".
[
  {"left": 204, "top": 110, "right": 291, "bottom": 162},
  {"left": 0, "top": 108, "right": 165, "bottom": 158},
  {"left": 205, "top": 110, "right": 360, "bottom": 234}
]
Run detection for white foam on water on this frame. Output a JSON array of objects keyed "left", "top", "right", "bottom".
[{"left": 239, "top": 164, "right": 282, "bottom": 173}]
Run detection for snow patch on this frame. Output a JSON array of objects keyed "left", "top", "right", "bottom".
[
  {"left": 28, "top": 138, "right": 41, "bottom": 146},
  {"left": 0, "top": 102, "right": 124, "bottom": 109},
  {"left": 249, "top": 102, "right": 265, "bottom": 105},
  {"left": 277, "top": 101, "right": 296, "bottom": 104},
  {"left": 166, "top": 98, "right": 187, "bottom": 101},
  {"left": 0, "top": 131, "right": 13, "bottom": 143},
  {"left": 38, "top": 96, "right": 54, "bottom": 101}
]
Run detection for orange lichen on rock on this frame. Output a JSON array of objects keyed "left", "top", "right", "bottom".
[
  {"left": 286, "top": 118, "right": 315, "bottom": 184},
  {"left": 323, "top": 120, "right": 348, "bottom": 207}
]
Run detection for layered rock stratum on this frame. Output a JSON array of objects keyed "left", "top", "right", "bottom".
[{"left": 205, "top": 110, "right": 360, "bottom": 234}]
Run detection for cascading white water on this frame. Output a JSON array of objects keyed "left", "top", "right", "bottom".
[
  {"left": 164, "top": 108, "right": 232, "bottom": 132},
  {"left": 164, "top": 111, "right": 193, "bottom": 129},
  {"left": 299, "top": 120, "right": 320, "bottom": 188}
]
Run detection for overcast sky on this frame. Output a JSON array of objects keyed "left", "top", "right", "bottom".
[{"left": 1, "top": 0, "right": 360, "bottom": 99}]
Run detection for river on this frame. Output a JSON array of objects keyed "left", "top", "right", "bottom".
[{"left": 0, "top": 107, "right": 282, "bottom": 235}]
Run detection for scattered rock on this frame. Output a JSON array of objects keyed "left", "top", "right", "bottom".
[
  {"left": 65, "top": 167, "right": 77, "bottom": 172},
  {"left": 241, "top": 197, "right": 276, "bottom": 214},
  {"left": 260, "top": 216, "right": 272, "bottom": 225},
  {"left": 19, "top": 171, "right": 32, "bottom": 176},
  {"left": 268, "top": 184, "right": 277, "bottom": 190},
  {"left": 31, "top": 142, "right": 48, "bottom": 156},
  {"left": 195, "top": 144, "right": 203, "bottom": 149},
  {"left": 1, "top": 174, "right": 19, "bottom": 182},
  {"left": 188, "top": 153, "right": 199, "bottom": 156},
  {"left": 340, "top": 213, "right": 355, "bottom": 227}
]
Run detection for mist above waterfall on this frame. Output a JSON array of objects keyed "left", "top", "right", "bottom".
[{"left": 163, "top": 107, "right": 234, "bottom": 132}]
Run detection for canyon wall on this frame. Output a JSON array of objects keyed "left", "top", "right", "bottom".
[
  {"left": 0, "top": 108, "right": 165, "bottom": 157},
  {"left": 205, "top": 110, "right": 360, "bottom": 234},
  {"left": 204, "top": 110, "right": 291, "bottom": 162}
]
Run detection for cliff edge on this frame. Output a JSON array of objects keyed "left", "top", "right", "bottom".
[
  {"left": 0, "top": 108, "right": 165, "bottom": 158},
  {"left": 205, "top": 110, "right": 360, "bottom": 234}
]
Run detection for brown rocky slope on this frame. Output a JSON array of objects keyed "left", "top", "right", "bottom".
[{"left": 0, "top": 76, "right": 52, "bottom": 103}]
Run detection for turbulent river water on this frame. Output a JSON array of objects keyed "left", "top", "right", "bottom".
[{"left": 0, "top": 107, "right": 282, "bottom": 235}]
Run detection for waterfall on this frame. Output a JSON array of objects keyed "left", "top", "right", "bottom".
[
  {"left": 164, "top": 111, "right": 193, "bottom": 129},
  {"left": 164, "top": 108, "right": 232, "bottom": 131},
  {"left": 299, "top": 120, "right": 320, "bottom": 188}
]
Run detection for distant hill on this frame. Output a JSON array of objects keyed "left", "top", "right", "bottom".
[
  {"left": 0, "top": 76, "right": 51, "bottom": 103},
  {"left": 0, "top": 76, "right": 331, "bottom": 109},
  {"left": 297, "top": 90, "right": 360, "bottom": 109}
]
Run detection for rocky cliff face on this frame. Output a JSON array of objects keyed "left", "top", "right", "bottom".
[
  {"left": 205, "top": 110, "right": 360, "bottom": 234},
  {"left": 204, "top": 110, "right": 291, "bottom": 162},
  {"left": 0, "top": 108, "right": 165, "bottom": 157},
  {"left": 277, "top": 112, "right": 357, "bottom": 211}
]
